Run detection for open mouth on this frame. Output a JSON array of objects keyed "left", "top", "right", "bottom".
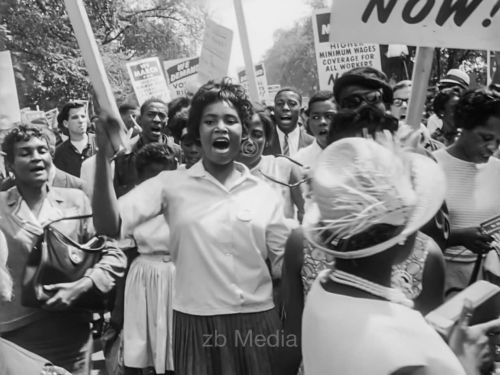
[
  {"left": 30, "top": 165, "right": 46, "bottom": 173},
  {"left": 212, "top": 138, "right": 230, "bottom": 152},
  {"left": 318, "top": 129, "right": 328, "bottom": 136},
  {"left": 280, "top": 115, "right": 292, "bottom": 122}
]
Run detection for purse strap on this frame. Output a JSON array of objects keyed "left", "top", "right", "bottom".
[
  {"left": 44, "top": 214, "right": 93, "bottom": 227},
  {"left": 43, "top": 214, "right": 105, "bottom": 253}
]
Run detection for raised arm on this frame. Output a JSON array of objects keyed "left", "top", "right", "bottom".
[{"left": 92, "top": 116, "right": 122, "bottom": 237}]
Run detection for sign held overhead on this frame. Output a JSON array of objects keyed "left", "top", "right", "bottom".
[
  {"left": 313, "top": 10, "right": 381, "bottom": 91},
  {"left": 330, "top": 0, "right": 500, "bottom": 50},
  {"left": 126, "top": 57, "right": 171, "bottom": 105},
  {"left": 198, "top": 19, "right": 233, "bottom": 84}
]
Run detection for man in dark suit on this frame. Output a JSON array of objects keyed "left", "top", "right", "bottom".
[{"left": 263, "top": 87, "right": 314, "bottom": 157}]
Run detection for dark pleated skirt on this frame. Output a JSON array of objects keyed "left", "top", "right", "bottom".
[{"left": 174, "top": 308, "right": 285, "bottom": 375}]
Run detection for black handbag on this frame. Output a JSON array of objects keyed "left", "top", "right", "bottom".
[{"left": 21, "top": 214, "right": 108, "bottom": 311}]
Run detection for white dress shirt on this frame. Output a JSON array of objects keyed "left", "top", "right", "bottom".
[
  {"left": 276, "top": 125, "right": 301, "bottom": 157},
  {"left": 119, "top": 160, "right": 290, "bottom": 315}
]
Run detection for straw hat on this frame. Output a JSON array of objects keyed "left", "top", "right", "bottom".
[
  {"left": 439, "top": 69, "right": 470, "bottom": 90},
  {"left": 304, "top": 137, "right": 446, "bottom": 259}
]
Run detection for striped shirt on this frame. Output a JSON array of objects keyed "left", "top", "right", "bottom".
[{"left": 433, "top": 149, "right": 500, "bottom": 262}]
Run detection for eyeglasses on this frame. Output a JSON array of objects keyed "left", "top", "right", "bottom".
[
  {"left": 259, "top": 155, "right": 310, "bottom": 188},
  {"left": 392, "top": 98, "right": 410, "bottom": 107},
  {"left": 340, "top": 90, "right": 383, "bottom": 110}
]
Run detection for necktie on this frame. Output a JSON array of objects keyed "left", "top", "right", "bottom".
[{"left": 283, "top": 134, "right": 289, "bottom": 156}]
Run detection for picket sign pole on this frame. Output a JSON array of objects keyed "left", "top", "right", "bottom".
[
  {"left": 64, "top": 0, "right": 129, "bottom": 154},
  {"left": 233, "top": 0, "right": 259, "bottom": 103},
  {"left": 406, "top": 46, "right": 434, "bottom": 130}
]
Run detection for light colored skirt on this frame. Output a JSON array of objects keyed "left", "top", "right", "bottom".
[{"left": 123, "top": 253, "right": 175, "bottom": 373}]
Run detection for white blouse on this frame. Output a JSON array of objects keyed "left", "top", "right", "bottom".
[{"left": 119, "top": 161, "right": 290, "bottom": 315}]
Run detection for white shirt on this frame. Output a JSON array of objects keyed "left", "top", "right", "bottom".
[
  {"left": 433, "top": 149, "right": 500, "bottom": 262},
  {"left": 427, "top": 114, "right": 443, "bottom": 134},
  {"left": 276, "top": 125, "right": 301, "bottom": 157},
  {"left": 294, "top": 141, "right": 323, "bottom": 169},
  {"left": 250, "top": 155, "right": 300, "bottom": 226},
  {"left": 119, "top": 160, "right": 290, "bottom": 315},
  {"left": 303, "top": 270, "right": 466, "bottom": 375},
  {"left": 70, "top": 134, "right": 89, "bottom": 154},
  {"left": 80, "top": 155, "right": 115, "bottom": 200}
]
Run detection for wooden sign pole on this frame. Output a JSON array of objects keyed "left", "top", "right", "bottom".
[
  {"left": 64, "top": 0, "right": 129, "bottom": 153},
  {"left": 233, "top": 0, "right": 260, "bottom": 103},
  {"left": 406, "top": 46, "right": 434, "bottom": 129}
]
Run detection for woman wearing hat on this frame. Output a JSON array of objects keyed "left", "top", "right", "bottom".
[
  {"left": 301, "top": 137, "right": 468, "bottom": 374},
  {"left": 93, "top": 79, "right": 290, "bottom": 375}
]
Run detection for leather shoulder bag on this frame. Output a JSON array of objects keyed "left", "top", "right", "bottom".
[{"left": 21, "top": 214, "right": 108, "bottom": 311}]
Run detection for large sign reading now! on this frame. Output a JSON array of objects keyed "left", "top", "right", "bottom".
[{"left": 330, "top": 0, "right": 500, "bottom": 50}]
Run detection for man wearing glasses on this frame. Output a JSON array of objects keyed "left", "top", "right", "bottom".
[{"left": 333, "top": 67, "right": 393, "bottom": 112}]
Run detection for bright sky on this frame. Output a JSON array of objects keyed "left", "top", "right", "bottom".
[{"left": 199, "top": 0, "right": 332, "bottom": 78}]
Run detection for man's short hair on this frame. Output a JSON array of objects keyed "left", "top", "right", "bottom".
[
  {"left": 57, "top": 101, "right": 86, "bottom": 135},
  {"left": 140, "top": 98, "right": 168, "bottom": 116},
  {"left": 274, "top": 87, "right": 303, "bottom": 105},
  {"left": 305, "top": 91, "right": 335, "bottom": 116}
]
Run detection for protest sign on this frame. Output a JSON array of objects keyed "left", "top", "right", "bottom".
[
  {"left": 0, "top": 51, "right": 20, "bottom": 127},
  {"left": 267, "top": 84, "right": 281, "bottom": 102},
  {"left": 312, "top": 10, "right": 381, "bottom": 91},
  {"left": 126, "top": 57, "right": 171, "bottom": 105},
  {"left": 163, "top": 56, "right": 199, "bottom": 98},
  {"left": 238, "top": 63, "right": 270, "bottom": 103},
  {"left": 198, "top": 19, "right": 233, "bottom": 84},
  {"left": 45, "top": 108, "right": 59, "bottom": 130},
  {"left": 20, "top": 109, "right": 46, "bottom": 124},
  {"left": 329, "top": 0, "right": 500, "bottom": 51}
]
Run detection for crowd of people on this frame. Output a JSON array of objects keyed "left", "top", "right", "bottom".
[{"left": 2, "top": 64, "right": 500, "bottom": 375}]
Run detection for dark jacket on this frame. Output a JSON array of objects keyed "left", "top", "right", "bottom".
[{"left": 263, "top": 125, "right": 314, "bottom": 156}]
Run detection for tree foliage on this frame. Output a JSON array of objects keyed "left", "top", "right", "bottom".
[
  {"left": 1, "top": 0, "right": 204, "bottom": 110},
  {"left": 263, "top": 8, "right": 318, "bottom": 97}
]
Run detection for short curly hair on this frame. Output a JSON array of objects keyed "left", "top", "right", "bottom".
[
  {"left": 1, "top": 124, "right": 52, "bottom": 164},
  {"left": 187, "top": 78, "right": 253, "bottom": 139},
  {"left": 454, "top": 89, "right": 500, "bottom": 130},
  {"left": 135, "top": 142, "right": 178, "bottom": 176}
]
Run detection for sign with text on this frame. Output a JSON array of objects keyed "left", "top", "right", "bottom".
[
  {"left": 0, "top": 51, "right": 20, "bottom": 127},
  {"left": 198, "top": 19, "right": 233, "bottom": 84},
  {"left": 330, "top": 0, "right": 500, "bottom": 50},
  {"left": 267, "top": 84, "right": 281, "bottom": 102},
  {"left": 313, "top": 10, "right": 381, "bottom": 90},
  {"left": 238, "top": 63, "right": 270, "bottom": 103},
  {"left": 126, "top": 57, "right": 171, "bottom": 105},
  {"left": 163, "top": 56, "right": 199, "bottom": 98}
]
